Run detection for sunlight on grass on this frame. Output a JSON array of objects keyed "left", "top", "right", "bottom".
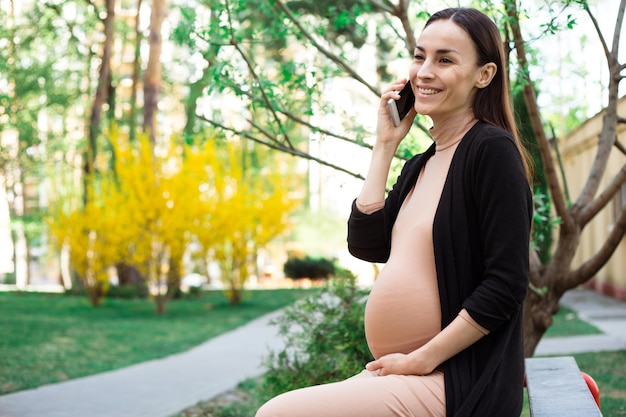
[
  {"left": 544, "top": 305, "right": 602, "bottom": 338},
  {"left": 0, "top": 289, "right": 313, "bottom": 395}
]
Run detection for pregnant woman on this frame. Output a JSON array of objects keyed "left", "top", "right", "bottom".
[{"left": 256, "top": 7, "right": 533, "bottom": 417}]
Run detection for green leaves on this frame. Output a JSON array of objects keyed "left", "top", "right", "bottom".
[{"left": 262, "top": 270, "right": 371, "bottom": 398}]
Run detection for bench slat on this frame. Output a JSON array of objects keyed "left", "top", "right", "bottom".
[{"left": 525, "top": 356, "right": 602, "bottom": 417}]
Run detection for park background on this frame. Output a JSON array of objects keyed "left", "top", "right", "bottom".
[{"left": 0, "top": 0, "right": 625, "bottom": 414}]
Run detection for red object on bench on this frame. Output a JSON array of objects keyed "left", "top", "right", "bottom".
[{"left": 581, "top": 372, "right": 601, "bottom": 409}]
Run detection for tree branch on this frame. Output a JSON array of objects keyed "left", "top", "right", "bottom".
[
  {"left": 615, "top": 138, "right": 626, "bottom": 155},
  {"left": 505, "top": 0, "right": 574, "bottom": 231},
  {"left": 572, "top": 0, "right": 623, "bottom": 214},
  {"left": 277, "top": 108, "right": 412, "bottom": 161},
  {"left": 199, "top": 115, "right": 366, "bottom": 180},
  {"left": 224, "top": 1, "right": 295, "bottom": 150},
  {"left": 611, "top": 0, "right": 626, "bottom": 69},
  {"left": 395, "top": 0, "right": 417, "bottom": 54},
  {"left": 579, "top": 162, "right": 626, "bottom": 226},
  {"left": 366, "top": 0, "right": 395, "bottom": 14},
  {"left": 273, "top": 0, "right": 381, "bottom": 97},
  {"left": 278, "top": 109, "right": 374, "bottom": 148},
  {"left": 583, "top": 3, "right": 610, "bottom": 60},
  {"left": 570, "top": 203, "right": 626, "bottom": 288}
]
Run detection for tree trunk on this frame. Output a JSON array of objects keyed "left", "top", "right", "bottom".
[
  {"left": 143, "top": 0, "right": 167, "bottom": 143},
  {"left": 166, "top": 249, "right": 183, "bottom": 298},
  {"left": 155, "top": 294, "right": 167, "bottom": 314},
  {"left": 129, "top": 0, "right": 143, "bottom": 142},
  {"left": 116, "top": 262, "right": 142, "bottom": 285},
  {"left": 505, "top": 0, "right": 626, "bottom": 356},
  {"left": 85, "top": 0, "right": 115, "bottom": 203}
]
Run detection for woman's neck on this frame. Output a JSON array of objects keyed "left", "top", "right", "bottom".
[{"left": 430, "top": 112, "right": 478, "bottom": 149}]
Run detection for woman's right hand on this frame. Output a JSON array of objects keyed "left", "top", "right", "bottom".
[
  {"left": 357, "top": 79, "right": 417, "bottom": 207},
  {"left": 376, "top": 79, "right": 417, "bottom": 150}
]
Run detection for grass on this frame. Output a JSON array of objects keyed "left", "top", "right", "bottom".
[
  {"left": 3, "top": 290, "right": 624, "bottom": 416},
  {"left": 0, "top": 289, "right": 313, "bottom": 395},
  {"left": 544, "top": 305, "right": 603, "bottom": 337}
]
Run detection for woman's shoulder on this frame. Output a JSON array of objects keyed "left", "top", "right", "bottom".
[
  {"left": 468, "top": 121, "right": 514, "bottom": 143},
  {"left": 464, "top": 122, "right": 518, "bottom": 157}
]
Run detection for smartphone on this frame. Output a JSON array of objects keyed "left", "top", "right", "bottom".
[{"left": 387, "top": 81, "right": 415, "bottom": 127}]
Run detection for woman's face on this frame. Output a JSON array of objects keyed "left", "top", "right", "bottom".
[{"left": 409, "top": 19, "right": 489, "bottom": 122}]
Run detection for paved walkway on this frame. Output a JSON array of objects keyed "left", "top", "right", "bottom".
[
  {"left": 535, "top": 288, "right": 626, "bottom": 355},
  {"left": 0, "top": 288, "right": 625, "bottom": 417}
]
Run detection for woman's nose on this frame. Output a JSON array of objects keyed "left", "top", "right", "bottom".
[{"left": 417, "top": 60, "right": 435, "bottom": 79}]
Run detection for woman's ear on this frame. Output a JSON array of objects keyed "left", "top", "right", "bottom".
[{"left": 476, "top": 62, "right": 497, "bottom": 89}]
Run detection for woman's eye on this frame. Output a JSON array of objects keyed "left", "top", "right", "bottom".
[
  {"left": 414, "top": 54, "right": 424, "bottom": 61},
  {"left": 440, "top": 57, "right": 453, "bottom": 63}
]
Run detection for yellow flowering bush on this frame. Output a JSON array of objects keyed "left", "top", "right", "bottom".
[{"left": 49, "top": 129, "right": 301, "bottom": 311}]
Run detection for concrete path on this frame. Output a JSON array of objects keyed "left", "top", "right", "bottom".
[
  {"left": 0, "top": 310, "right": 286, "bottom": 417},
  {"left": 0, "top": 288, "right": 624, "bottom": 417},
  {"left": 535, "top": 288, "right": 626, "bottom": 356}
]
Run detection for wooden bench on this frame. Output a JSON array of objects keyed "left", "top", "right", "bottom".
[{"left": 525, "top": 356, "right": 602, "bottom": 416}]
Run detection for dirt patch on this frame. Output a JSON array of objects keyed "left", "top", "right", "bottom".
[{"left": 177, "top": 388, "right": 250, "bottom": 417}]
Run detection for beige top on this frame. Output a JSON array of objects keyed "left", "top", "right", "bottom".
[{"left": 364, "top": 143, "right": 458, "bottom": 359}]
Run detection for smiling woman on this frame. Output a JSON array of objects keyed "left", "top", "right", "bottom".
[
  {"left": 410, "top": 21, "right": 497, "bottom": 124},
  {"left": 256, "top": 7, "right": 533, "bottom": 417}
]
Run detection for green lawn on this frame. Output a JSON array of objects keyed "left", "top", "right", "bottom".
[
  {"left": 0, "top": 289, "right": 313, "bottom": 395},
  {"left": 3, "top": 290, "right": 624, "bottom": 417},
  {"left": 544, "top": 305, "right": 603, "bottom": 338}
]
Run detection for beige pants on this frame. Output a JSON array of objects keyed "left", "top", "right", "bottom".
[{"left": 255, "top": 369, "right": 445, "bottom": 417}]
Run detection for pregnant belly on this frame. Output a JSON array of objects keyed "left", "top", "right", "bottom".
[{"left": 364, "top": 262, "right": 441, "bottom": 359}]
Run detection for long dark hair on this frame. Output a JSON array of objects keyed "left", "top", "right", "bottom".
[{"left": 425, "top": 8, "right": 532, "bottom": 179}]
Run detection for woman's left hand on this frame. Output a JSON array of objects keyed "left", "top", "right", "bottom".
[{"left": 365, "top": 350, "right": 437, "bottom": 376}]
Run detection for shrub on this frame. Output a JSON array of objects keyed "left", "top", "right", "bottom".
[
  {"left": 282, "top": 255, "right": 335, "bottom": 280},
  {"left": 106, "top": 283, "right": 149, "bottom": 299},
  {"left": 260, "top": 268, "right": 371, "bottom": 399}
]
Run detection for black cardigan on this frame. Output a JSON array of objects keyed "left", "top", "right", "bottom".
[{"left": 347, "top": 121, "right": 532, "bottom": 417}]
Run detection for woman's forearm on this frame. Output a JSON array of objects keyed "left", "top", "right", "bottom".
[
  {"left": 356, "top": 142, "right": 397, "bottom": 211},
  {"left": 410, "top": 309, "right": 488, "bottom": 372}
]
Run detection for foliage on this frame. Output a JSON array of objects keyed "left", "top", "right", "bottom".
[
  {"left": 47, "top": 193, "right": 116, "bottom": 306},
  {"left": 283, "top": 255, "right": 335, "bottom": 280},
  {"left": 513, "top": 84, "right": 557, "bottom": 263},
  {"left": 189, "top": 135, "right": 303, "bottom": 304},
  {"left": 531, "top": 191, "right": 561, "bottom": 263},
  {"left": 261, "top": 268, "right": 371, "bottom": 399},
  {"left": 0, "top": 289, "right": 313, "bottom": 395},
  {"left": 0, "top": 0, "right": 91, "bottom": 176},
  {"left": 48, "top": 129, "right": 301, "bottom": 310},
  {"left": 172, "top": 0, "right": 434, "bottom": 180}
]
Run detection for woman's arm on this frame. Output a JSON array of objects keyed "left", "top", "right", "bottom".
[
  {"left": 347, "top": 80, "right": 417, "bottom": 262},
  {"left": 356, "top": 79, "right": 416, "bottom": 210},
  {"left": 462, "top": 135, "right": 532, "bottom": 331}
]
